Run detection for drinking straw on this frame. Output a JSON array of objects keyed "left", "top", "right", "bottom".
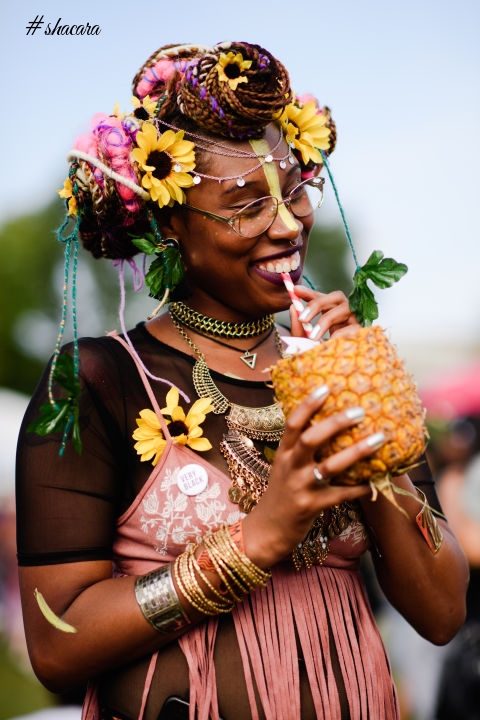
[{"left": 281, "top": 272, "right": 314, "bottom": 338}]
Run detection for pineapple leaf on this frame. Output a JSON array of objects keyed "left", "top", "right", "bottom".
[{"left": 349, "top": 250, "right": 408, "bottom": 326}]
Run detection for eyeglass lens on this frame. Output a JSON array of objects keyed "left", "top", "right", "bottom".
[{"left": 234, "top": 181, "right": 323, "bottom": 237}]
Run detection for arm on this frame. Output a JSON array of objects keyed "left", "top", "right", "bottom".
[{"left": 358, "top": 471, "right": 468, "bottom": 644}]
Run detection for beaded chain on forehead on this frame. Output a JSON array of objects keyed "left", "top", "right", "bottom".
[{"left": 156, "top": 119, "right": 296, "bottom": 187}]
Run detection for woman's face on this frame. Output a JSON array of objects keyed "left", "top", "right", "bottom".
[{"left": 168, "top": 124, "right": 318, "bottom": 321}]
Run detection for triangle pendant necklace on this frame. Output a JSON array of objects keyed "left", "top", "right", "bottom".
[{"left": 240, "top": 351, "right": 257, "bottom": 369}]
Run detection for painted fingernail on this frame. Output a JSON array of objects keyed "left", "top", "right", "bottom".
[
  {"left": 309, "top": 325, "right": 322, "bottom": 341},
  {"left": 345, "top": 406, "right": 365, "bottom": 421},
  {"left": 366, "top": 432, "right": 386, "bottom": 449},
  {"left": 298, "top": 308, "right": 310, "bottom": 322},
  {"left": 311, "top": 384, "right": 330, "bottom": 400}
]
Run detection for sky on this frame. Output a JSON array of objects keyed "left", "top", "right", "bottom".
[{"left": 1, "top": 0, "right": 479, "bottom": 382}]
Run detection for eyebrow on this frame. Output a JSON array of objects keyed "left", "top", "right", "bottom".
[{"left": 220, "top": 163, "right": 301, "bottom": 197}]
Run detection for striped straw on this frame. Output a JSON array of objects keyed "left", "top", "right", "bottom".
[{"left": 281, "top": 272, "right": 314, "bottom": 338}]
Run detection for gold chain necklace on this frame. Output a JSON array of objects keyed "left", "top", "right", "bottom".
[
  {"left": 170, "top": 301, "right": 275, "bottom": 338},
  {"left": 170, "top": 313, "right": 286, "bottom": 513}
]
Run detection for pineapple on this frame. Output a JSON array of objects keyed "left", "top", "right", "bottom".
[{"left": 271, "top": 325, "right": 427, "bottom": 487}]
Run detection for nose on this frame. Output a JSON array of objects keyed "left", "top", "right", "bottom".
[{"left": 266, "top": 201, "right": 302, "bottom": 244}]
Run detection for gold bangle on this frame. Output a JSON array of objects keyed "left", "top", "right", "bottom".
[
  {"left": 415, "top": 488, "right": 444, "bottom": 554},
  {"left": 134, "top": 564, "right": 190, "bottom": 633},
  {"left": 173, "top": 524, "right": 271, "bottom": 618},
  {"left": 174, "top": 547, "right": 235, "bottom": 616},
  {"left": 203, "top": 524, "right": 271, "bottom": 592}
]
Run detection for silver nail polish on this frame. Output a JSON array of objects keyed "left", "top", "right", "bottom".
[
  {"left": 345, "top": 407, "right": 365, "bottom": 421},
  {"left": 309, "top": 325, "right": 322, "bottom": 341},
  {"left": 311, "top": 384, "right": 329, "bottom": 400},
  {"left": 366, "top": 432, "right": 386, "bottom": 449},
  {"left": 298, "top": 309, "right": 310, "bottom": 322}
]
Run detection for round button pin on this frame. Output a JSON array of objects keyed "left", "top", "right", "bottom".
[{"left": 176, "top": 463, "right": 209, "bottom": 496}]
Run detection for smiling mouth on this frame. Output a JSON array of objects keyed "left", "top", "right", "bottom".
[{"left": 257, "top": 251, "right": 301, "bottom": 275}]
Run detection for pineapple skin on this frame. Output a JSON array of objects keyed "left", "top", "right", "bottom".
[{"left": 271, "top": 325, "right": 428, "bottom": 485}]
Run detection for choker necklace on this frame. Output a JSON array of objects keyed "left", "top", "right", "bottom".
[
  {"left": 171, "top": 314, "right": 286, "bottom": 513},
  {"left": 169, "top": 302, "right": 275, "bottom": 339}
]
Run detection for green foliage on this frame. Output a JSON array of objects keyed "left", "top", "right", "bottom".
[
  {"left": 304, "top": 221, "right": 353, "bottom": 295},
  {"left": 0, "top": 199, "right": 127, "bottom": 395},
  {"left": 0, "top": 201, "right": 63, "bottom": 393},
  {"left": 349, "top": 250, "right": 408, "bottom": 326},
  {"left": 0, "top": 636, "right": 56, "bottom": 719},
  {"left": 27, "top": 353, "right": 82, "bottom": 454},
  {"left": 131, "top": 234, "right": 184, "bottom": 300}
]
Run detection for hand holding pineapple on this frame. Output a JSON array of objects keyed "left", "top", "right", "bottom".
[{"left": 243, "top": 377, "right": 388, "bottom": 568}]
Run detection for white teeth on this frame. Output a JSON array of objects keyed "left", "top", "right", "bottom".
[{"left": 259, "top": 251, "right": 300, "bottom": 275}]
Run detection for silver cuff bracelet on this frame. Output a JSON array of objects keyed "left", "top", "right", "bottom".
[{"left": 135, "top": 564, "right": 190, "bottom": 634}]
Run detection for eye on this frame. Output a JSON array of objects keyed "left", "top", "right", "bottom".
[{"left": 235, "top": 197, "right": 271, "bottom": 220}]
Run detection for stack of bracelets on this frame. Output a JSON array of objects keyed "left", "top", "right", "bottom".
[{"left": 134, "top": 521, "right": 271, "bottom": 633}]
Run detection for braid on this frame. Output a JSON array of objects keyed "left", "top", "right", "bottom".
[{"left": 177, "top": 42, "right": 292, "bottom": 139}]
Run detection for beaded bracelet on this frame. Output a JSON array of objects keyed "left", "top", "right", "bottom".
[{"left": 134, "top": 564, "right": 190, "bottom": 633}]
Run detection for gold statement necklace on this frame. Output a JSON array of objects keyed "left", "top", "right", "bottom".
[{"left": 170, "top": 311, "right": 285, "bottom": 513}]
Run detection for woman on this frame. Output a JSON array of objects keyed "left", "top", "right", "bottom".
[{"left": 16, "top": 41, "right": 468, "bottom": 720}]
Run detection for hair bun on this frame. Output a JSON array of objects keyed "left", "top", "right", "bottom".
[{"left": 176, "top": 42, "right": 292, "bottom": 138}]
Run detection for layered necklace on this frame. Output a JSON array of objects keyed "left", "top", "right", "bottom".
[
  {"left": 169, "top": 301, "right": 277, "bottom": 370},
  {"left": 169, "top": 306, "right": 286, "bottom": 514}
]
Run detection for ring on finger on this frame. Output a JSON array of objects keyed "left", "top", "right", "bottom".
[{"left": 313, "top": 466, "right": 328, "bottom": 486}]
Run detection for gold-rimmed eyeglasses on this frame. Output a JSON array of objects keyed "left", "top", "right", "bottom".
[{"left": 183, "top": 176, "right": 325, "bottom": 239}]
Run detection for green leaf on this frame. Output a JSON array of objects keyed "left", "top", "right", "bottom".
[
  {"left": 53, "top": 353, "right": 81, "bottom": 397},
  {"left": 348, "top": 249, "right": 408, "bottom": 326},
  {"left": 348, "top": 283, "right": 378, "bottom": 327},
  {"left": 145, "top": 245, "right": 185, "bottom": 300},
  {"left": 27, "top": 351, "right": 82, "bottom": 454},
  {"left": 130, "top": 233, "right": 158, "bottom": 255},
  {"left": 27, "top": 398, "right": 72, "bottom": 436},
  {"left": 362, "top": 250, "right": 408, "bottom": 289}
]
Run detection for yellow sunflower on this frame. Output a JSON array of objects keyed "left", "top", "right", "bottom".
[
  {"left": 280, "top": 99, "right": 331, "bottom": 166},
  {"left": 111, "top": 102, "right": 126, "bottom": 119},
  {"left": 131, "top": 94, "right": 157, "bottom": 120},
  {"left": 216, "top": 51, "right": 252, "bottom": 90},
  {"left": 131, "top": 122, "right": 196, "bottom": 208},
  {"left": 57, "top": 177, "right": 77, "bottom": 216},
  {"left": 133, "top": 387, "right": 214, "bottom": 466}
]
